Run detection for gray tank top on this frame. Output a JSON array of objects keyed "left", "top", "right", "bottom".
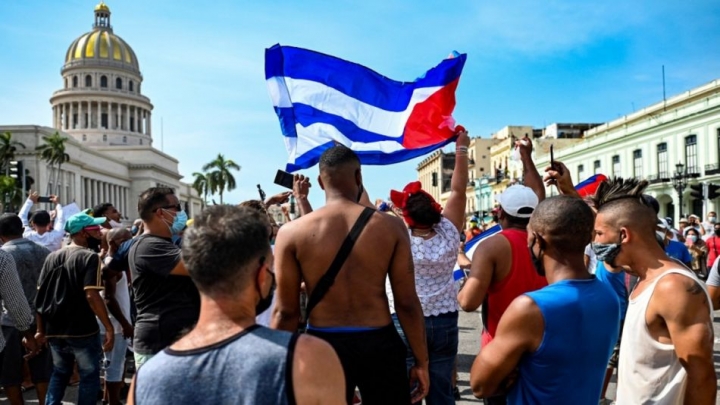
[{"left": 133, "top": 325, "right": 298, "bottom": 405}]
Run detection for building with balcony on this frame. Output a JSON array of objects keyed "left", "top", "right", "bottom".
[
  {"left": 534, "top": 78, "right": 720, "bottom": 221},
  {"left": 0, "top": 2, "right": 201, "bottom": 219}
]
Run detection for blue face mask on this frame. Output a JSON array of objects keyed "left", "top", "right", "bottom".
[
  {"left": 163, "top": 209, "right": 188, "bottom": 235},
  {"left": 131, "top": 225, "right": 139, "bottom": 236}
]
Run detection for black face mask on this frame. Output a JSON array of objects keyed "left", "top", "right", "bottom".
[
  {"left": 715, "top": 229, "right": 720, "bottom": 237},
  {"left": 255, "top": 268, "right": 276, "bottom": 315},
  {"left": 87, "top": 236, "right": 101, "bottom": 253},
  {"left": 529, "top": 235, "right": 545, "bottom": 277}
]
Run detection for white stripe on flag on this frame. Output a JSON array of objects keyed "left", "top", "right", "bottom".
[
  {"left": 268, "top": 77, "right": 442, "bottom": 138},
  {"left": 293, "top": 122, "right": 407, "bottom": 159}
]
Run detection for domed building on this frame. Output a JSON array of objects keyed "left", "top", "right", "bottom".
[{"left": 1, "top": 2, "right": 201, "bottom": 219}]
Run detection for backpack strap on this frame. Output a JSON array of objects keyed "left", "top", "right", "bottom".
[{"left": 304, "top": 207, "right": 375, "bottom": 324}]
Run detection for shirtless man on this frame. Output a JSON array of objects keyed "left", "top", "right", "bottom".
[
  {"left": 272, "top": 145, "right": 429, "bottom": 404},
  {"left": 592, "top": 178, "right": 716, "bottom": 404}
]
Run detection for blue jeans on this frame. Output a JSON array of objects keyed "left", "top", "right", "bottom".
[
  {"left": 47, "top": 334, "right": 102, "bottom": 405},
  {"left": 393, "top": 311, "right": 459, "bottom": 405}
]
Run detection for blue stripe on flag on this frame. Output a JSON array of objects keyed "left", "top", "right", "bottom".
[
  {"left": 266, "top": 44, "right": 466, "bottom": 112},
  {"left": 286, "top": 136, "right": 457, "bottom": 173},
  {"left": 453, "top": 225, "right": 502, "bottom": 281}
]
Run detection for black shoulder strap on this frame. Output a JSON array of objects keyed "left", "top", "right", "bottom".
[{"left": 304, "top": 207, "right": 375, "bottom": 323}]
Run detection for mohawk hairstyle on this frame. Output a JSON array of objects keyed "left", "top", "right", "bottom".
[{"left": 591, "top": 177, "right": 650, "bottom": 210}]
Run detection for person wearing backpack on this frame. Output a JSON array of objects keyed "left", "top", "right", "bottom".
[{"left": 35, "top": 212, "right": 113, "bottom": 405}]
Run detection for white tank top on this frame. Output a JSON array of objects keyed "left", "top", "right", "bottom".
[{"left": 616, "top": 268, "right": 712, "bottom": 405}]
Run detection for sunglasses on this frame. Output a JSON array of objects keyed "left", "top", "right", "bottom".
[{"left": 160, "top": 204, "right": 182, "bottom": 212}]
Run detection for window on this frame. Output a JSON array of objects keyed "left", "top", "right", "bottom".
[
  {"left": 612, "top": 155, "right": 621, "bottom": 177},
  {"left": 685, "top": 135, "right": 698, "bottom": 173},
  {"left": 100, "top": 75, "right": 108, "bottom": 88},
  {"left": 102, "top": 134, "right": 107, "bottom": 142},
  {"left": 130, "top": 119, "right": 135, "bottom": 132},
  {"left": 82, "top": 134, "right": 86, "bottom": 141},
  {"left": 64, "top": 78, "right": 68, "bottom": 88},
  {"left": 657, "top": 143, "right": 668, "bottom": 178},
  {"left": 129, "top": 80, "right": 134, "bottom": 92},
  {"left": 115, "top": 77, "right": 122, "bottom": 89},
  {"left": 123, "top": 136, "right": 127, "bottom": 143},
  {"left": 633, "top": 149, "right": 643, "bottom": 178},
  {"left": 72, "top": 76, "right": 78, "bottom": 88},
  {"left": 577, "top": 164, "right": 585, "bottom": 181},
  {"left": 101, "top": 113, "right": 108, "bottom": 129},
  {"left": 593, "top": 160, "right": 601, "bottom": 174},
  {"left": 85, "top": 75, "right": 92, "bottom": 87}
]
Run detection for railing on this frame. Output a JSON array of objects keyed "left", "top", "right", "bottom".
[
  {"left": 647, "top": 173, "right": 670, "bottom": 184},
  {"left": 706, "top": 163, "right": 720, "bottom": 175}
]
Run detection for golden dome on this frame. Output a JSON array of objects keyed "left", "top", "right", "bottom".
[
  {"left": 94, "top": 2, "right": 110, "bottom": 12},
  {"left": 65, "top": 30, "right": 139, "bottom": 71}
]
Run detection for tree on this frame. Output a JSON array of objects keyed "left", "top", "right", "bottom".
[
  {"left": 35, "top": 132, "right": 70, "bottom": 196},
  {"left": 191, "top": 172, "right": 213, "bottom": 208},
  {"left": 0, "top": 132, "right": 26, "bottom": 176},
  {"left": 0, "top": 175, "right": 21, "bottom": 212},
  {"left": 202, "top": 154, "right": 240, "bottom": 204}
]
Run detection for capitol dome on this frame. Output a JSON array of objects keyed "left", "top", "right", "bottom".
[
  {"left": 50, "top": 1, "right": 153, "bottom": 148},
  {"left": 63, "top": 1, "right": 139, "bottom": 73}
]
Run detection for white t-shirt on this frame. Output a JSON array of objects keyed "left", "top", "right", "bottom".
[
  {"left": 99, "top": 269, "right": 131, "bottom": 334},
  {"left": 584, "top": 244, "right": 597, "bottom": 274}
]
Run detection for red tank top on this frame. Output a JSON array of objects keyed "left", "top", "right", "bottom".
[
  {"left": 707, "top": 236, "right": 720, "bottom": 268},
  {"left": 481, "top": 229, "right": 548, "bottom": 347}
]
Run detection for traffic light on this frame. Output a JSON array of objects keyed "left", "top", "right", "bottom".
[
  {"left": 8, "top": 161, "right": 22, "bottom": 180},
  {"left": 690, "top": 183, "right": 704, "bottom": 200},
  {"left": 708, "top": 183, "right": 720, "bottom": 200},
  {"left": 8, "top": 161, "right": 28, "bottom": 193}
]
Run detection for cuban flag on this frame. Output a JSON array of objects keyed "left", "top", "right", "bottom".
[
  {"left": 265, "top": 44, "right": 467, "bottom": 172},
  {"left": 453, "top": 224, "right": 502, "bottom": 281},
  {"left": 575, "top": 174, "right": 607, "bottom": 198}
]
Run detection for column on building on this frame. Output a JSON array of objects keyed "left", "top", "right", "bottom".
[
  {"left": 147, "top": 113, "right": 152, "bottom": 136},
  {"left": 124, "top": 104, "right": 130, "bottom": 131},
  {"left": 97, "top": 101, "right": 102, "bottom": 129}
]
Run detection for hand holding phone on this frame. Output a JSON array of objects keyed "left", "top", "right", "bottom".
[
  {"left": 37, "top": 196, "right": 53, "bottom": 203},
  {"left": 274, "top": 170, "right": 295, "bottom": 190}
]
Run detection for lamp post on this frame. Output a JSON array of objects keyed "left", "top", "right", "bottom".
[{"left": 672, "top": 162, "right": 689, "bottom": 220}]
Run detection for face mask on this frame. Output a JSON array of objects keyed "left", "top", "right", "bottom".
[
  {"left": 87, "top": 236, "right": 101, "bottom": 253},
  {"left": 171, "top": 235, "right": 181, "bottom": 245},
  {"left": 592, "top": 234, "right": 623, "bottom": 265},
  {"left": 163, "top": 209, "right": 188, "bottom": 235},
  {"left": 131, "top": 225, "right": 139, "bottom": 236},
  {"left": 715, "top": 229, "right": 720, "bottom": 237},
  {"left": 710, "top": 217, "right": 717, "bottom": 224},
  {"left": 528, "top": 236, "right": 545, "bottom": 277},
  {"left": 255, "top": 268, "right": 276, "bottom": 315},
  {"left": 688, "top": 235, "right": 698, "bottom": 243},
  {"left": 109, "top": 220, "right": 123, "bottom": 229}
]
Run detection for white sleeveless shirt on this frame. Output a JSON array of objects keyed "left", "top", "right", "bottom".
[
  {"left": 387, "top": 217, "right": 460, "bottom": 316},
  {"left": 616, "top": 268, "right": 712, "bottom": 405}
]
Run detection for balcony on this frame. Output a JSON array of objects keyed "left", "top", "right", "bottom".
[
  {"left": 647, "top": 173, "right": 670, "bottom": 184},
  {"left": 706, "top": 163, "right": 720, "bottom": 176},
  {"left": 686, "top": 166, "right": 701, "bottom": 178}
]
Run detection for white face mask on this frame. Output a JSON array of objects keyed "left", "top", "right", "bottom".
[
  {"left": 688, "top": 235, "right": 698, "bottom": 243},
  {"left": 709, "top": 217, "right": 717, "bottom": 224},
  {"left": 109, "top": 220, "right": 123, "bottom": 228}
]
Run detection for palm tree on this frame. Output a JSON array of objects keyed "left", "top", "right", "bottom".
[
  {"left": 202, "top": 154, "right": 241, "bottom": 204},
  {"left": 35, "top": 132, "right": 70, "bottom": 196},
  {"left": 191, "top": 172, "right": 213, "bottom": 208},
  {"left": 0, "top": 132, "right": 26, "bottom": 175}
]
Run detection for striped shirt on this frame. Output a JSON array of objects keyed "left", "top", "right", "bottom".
[{"left": 0, "top": 249, "right": 33, "bottom": 352}]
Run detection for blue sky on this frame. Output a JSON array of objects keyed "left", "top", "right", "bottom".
[{"left": 1, "top": 0, "right": 719, "bottom": 208}]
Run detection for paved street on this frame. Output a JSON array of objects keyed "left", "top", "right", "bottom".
[{"left": 4, "top": 310, "right": 720, "bottom": 404}]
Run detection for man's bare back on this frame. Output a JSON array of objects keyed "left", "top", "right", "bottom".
[{"left": 274, "top": 201, "right": 411, "bottom": 328}]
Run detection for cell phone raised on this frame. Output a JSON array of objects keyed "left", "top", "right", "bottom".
[
  {"left": 274, "top": 170, "right": 295, "bottom": 190},
  {"left": 37, "top": 196, "right": 53, "bottom": 203}
]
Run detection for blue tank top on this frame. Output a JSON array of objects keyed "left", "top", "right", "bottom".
[
  {"left": 508, "top": 278, "right": 620, "bottom": 405},
  {"left": 133, "top": 325, "right": 298, "bottom": 405}
]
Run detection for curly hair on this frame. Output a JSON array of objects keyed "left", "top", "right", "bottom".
[{"left": 405, "top": 193, "right": 442, "bottom": 227}]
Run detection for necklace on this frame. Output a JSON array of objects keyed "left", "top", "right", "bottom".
[{"left": 411, "top": 228, "right": 433, "bottom": 237}]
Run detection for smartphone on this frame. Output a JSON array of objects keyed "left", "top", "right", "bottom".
[
  {"left": 550, "top": 144, "right": 554, "bottom": 168},
  {"left": 37, "top": 196, "right": 52, "bottom": 203},
  {"left": 274, "top": 170, "right": 294, "bottom": 190}
]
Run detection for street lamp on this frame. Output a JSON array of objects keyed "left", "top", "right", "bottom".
[{"left": 672, "top": 162, "right": 689, "bottom": 219}]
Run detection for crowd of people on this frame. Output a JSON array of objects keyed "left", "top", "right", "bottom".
[{"left": 0, "top": 128, "right": 718, "bottom": 405}]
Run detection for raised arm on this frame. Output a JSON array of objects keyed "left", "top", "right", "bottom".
[
  {"left": 293, "top": 174, "right": 313, "bottom": 217},
  {"left": 387, "top": 219, "right": 429, "bottom": 403},
  {"left": 271, "top": 224, "right": 303, "bottom": 332},
  {"left": 517, "top": 136, "right": 546, "bottom": 202},
  {"left": 443, "top": 130, "right": 470, "bottom": 232},
  {"left": 653, "top": 275, "right": 716, "bottom": 404},
  {"left": 18, "top": 192, "right": 37, "bottom": 229},
  {"left": 543, "top": 161, "right": 580, "bottom": 198},
  {"left": 457, "top": 235, "right": 505, "bottom": 312},
  {"left": 52, "top": 195, "right": 67, "bottom": 233},
  {"left": 471, "top": 295, "right": 542, "bottom": 398}
]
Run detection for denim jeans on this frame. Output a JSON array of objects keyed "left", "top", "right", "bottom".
[
  {"left": 47, "top": 334, "right": 102, "bottom": 405},
  {"left": 393, "top": 311, "right": 459, "bottom": 405}
]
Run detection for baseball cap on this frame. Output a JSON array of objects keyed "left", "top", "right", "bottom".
[
  {"left": 657, "top": 218, "right": 669, "bottom": 230},
  {"left": 65, "top": 212, "right": 107, "bottom": 235},
  {"left": 495, "top": 185, "right": 539, "bottom": 218}
]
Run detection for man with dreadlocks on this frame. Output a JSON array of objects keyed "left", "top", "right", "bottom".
[{"left": 592, "top": 178, "right": 716, "bottom": 404}]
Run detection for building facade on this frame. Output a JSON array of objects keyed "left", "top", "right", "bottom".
[
  {"left": 534, "top": 78, "right": 720, "bottom": 221},
  {"left": 0, "top": 2, "right": 201, "bottom": 219}
]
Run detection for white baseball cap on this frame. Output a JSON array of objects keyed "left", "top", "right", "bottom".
[{"left": 495, "top": 185, "right": 538, "bottom": 218}]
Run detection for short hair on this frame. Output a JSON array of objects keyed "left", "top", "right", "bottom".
[
  {"left": 0, "top": 214, "right": 24, "bottom": 238},
  {"left": 405, "top": 193, "right": 442, "bottom": 227},
  {"left": 502, "top": 209, "right": 530, "bottom": 227},
  {"left": 30, "top": 210, "right": 51, "bottom": 227},
  {"left": 318, "top": 145, "right": 360, "bottom": 173},
  {"left": 138, "top": 187, "right": 175, "bottom": 221},
  {"left": 530, "top": 195, "right": 594, "bottom": 253},
  {"left": 238, "top": 200, "right": 267, "bottom": 215},
  {"left": 92, "top": 203, "right": 114, "bottom": 218},
  {"left": 182, "top": 205, "right": 271, "bottom": 296},
  {"left": 107, "top": 227, "right": 131, "bottom": 243}
]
